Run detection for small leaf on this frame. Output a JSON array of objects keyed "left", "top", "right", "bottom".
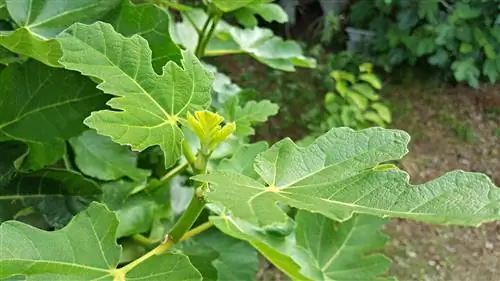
[
  {"left": 0, "top": 202, "right": 202, "bottom": 280},
  {"left": 0, "top": 60, "right": 108, "bottom": 170},
  {"left": 359, "top": 73, "right": 383, "bottom": 90},
  {"left": 195, "top": 127, "right": 500, "bottom": 227},
  {"left": 483, "top": 59, "right": 499, "bottom": 83},
  {"left": 0, "top": 0, "right": 121, "bottom": 66},
  {"left": 363, "top": 111, "right": 386, "bottom": 126},
  {"left": 346, "top": 90, "right": 369, "bottom": 110},
  {"left": 70, "top": 130, "right": 150, "bottom": 181},
  {"left": 222, "top": 98, "right": 278, "bottom": 137},
  {"left": 451, "top": 59, "right": 480, "bottom": 88},
  {"left": 352, "top": 83, "right": 379, "bottom": 100},
  {"left": 57, "top": 22, "right": 212, "bottom": 168},
  {"left": 371, "top": 103, "right": 392, "bottom": 123}
]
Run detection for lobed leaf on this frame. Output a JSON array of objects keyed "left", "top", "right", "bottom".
[
  {"left": 57, "top": 22, "right": 212, "bottom": 168},
  {"left": 0, "top": 202, "right": 202, "bottom": 280},
  {"left": 196, "top": 127, "right": 500, "bottom": 227},
  {"left": 222, "top": 97, "right": 279, "bottom": 137}
]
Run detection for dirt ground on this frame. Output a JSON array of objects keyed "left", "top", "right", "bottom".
[
  {"left": 384, "top": 83, "right": 500, "bottom": 281},
  {"left": 213, "top": 55, "right": 500, "bottom": 281}
]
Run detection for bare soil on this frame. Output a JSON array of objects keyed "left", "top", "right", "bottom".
[{"left": 384, "top": 83, "right": 500, "bottom": 281}]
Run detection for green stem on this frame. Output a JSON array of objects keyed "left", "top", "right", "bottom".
[
  {"left": 116, "top": 221, "right": 213, "bottom": 276},
  {"left": 131, "top": 234, "right": 156, "bottom": 248},
  {"left": 160, "top": 161, "right": 189, "bottom": 183},
  {"left": 197, "top": 12, "right": 222, "bottom": 57},
  {"left": 195, "top": 14, "right": 214, "bottom": 57},
  {"left": 167, "top": 187, "right": 206, "bottom": 242}
]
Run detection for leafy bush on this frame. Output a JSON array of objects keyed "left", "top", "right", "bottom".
[
  {"left": 306, "top": 63, "right": 391, "bottom": 137},
  {"left": 1, "top": 1, "right": 500, "bottom": 281},
  {"left": 347, "top": 0, "right": 500, "bottom": 87}
]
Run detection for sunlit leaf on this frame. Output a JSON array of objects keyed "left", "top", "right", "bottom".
[
  {"left": 0, "top": 202, "right": 202, "bottom": 280},
  {"left": 57, "top": 22, "right": 212, "bottom": 168},
  {"left": 196, "top": 127, "right": 500, "bottom": 227}
]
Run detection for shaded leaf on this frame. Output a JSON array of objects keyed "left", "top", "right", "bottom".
[
  {"left": 195, "top": 127, "right": 500, "bottom": 227},
  {"left": 172, "top": 9, "right": 315, "bottom": 71},
  {"left": 0, "top": 168, "right": 100, "bottom": 226},
  {"left": 0, "top": 202, "right": 202, "bottom": 280},
  {"left": 101, "top": 180, "right": 169, "bottom": 238},
  {"left": 0, "top": 60, "right": 108, "bottom": 170},
  {"left": 0, "top": 0, "right": 120, "bottom": 66},
  {"left": 57, "top": 22, "right": 212, "bottom": 169},
  {"left": 70, "top": 130, "right": 150, "bottom": 181},
  {"left": 106, "top": 0, "right": 182, "bottom": 72},
  {"left": 180, "top": 228, "right": 258, "bottom": 281}
]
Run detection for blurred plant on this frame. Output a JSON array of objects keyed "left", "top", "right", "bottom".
[
  {"left": 346, "top": 0, "right": 500, "bottom": 88},
  {"left": 304, "top": 63, "right": 391, "bottom": 142}
]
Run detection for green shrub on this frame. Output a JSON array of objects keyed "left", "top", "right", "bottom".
[{"left": 347, "top": 0, "right": 500, "bottom": 87}]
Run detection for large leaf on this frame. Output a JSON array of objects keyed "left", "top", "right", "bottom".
[
  {"left": 0, "top": 168, "right": 100, "bottom": 226},
  {"left": 0, "top": 202, "right": 202, "bottom": 280},
  {"left": 69, "top": 130, "right": 150, "bottom": 181},
  {"left": 180, "top": 228, "right": 258, "bottom": 281},
  {"left": 0, "top": 0, "right": 120, "bottom": 66},
  {"left": 222, "top": 97, "right": 279, "bottom": 137},
  {"left": 196, "top": 127, "right": 500, "bottom": 227},
  {"left": 0, "top": 60, "right": 108, "bottom": 170},
  {"left": 57, "top": 22, "right": 212, "bottom": 168},
  {"left": 211, "top": 212, "right": 394, "bottom": 281},
  {"left": 106, "top": 0, "right": 182, "bottom": 72},
  {"left": 172, "top": 9, "right": 315, "bottom": 71}
]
